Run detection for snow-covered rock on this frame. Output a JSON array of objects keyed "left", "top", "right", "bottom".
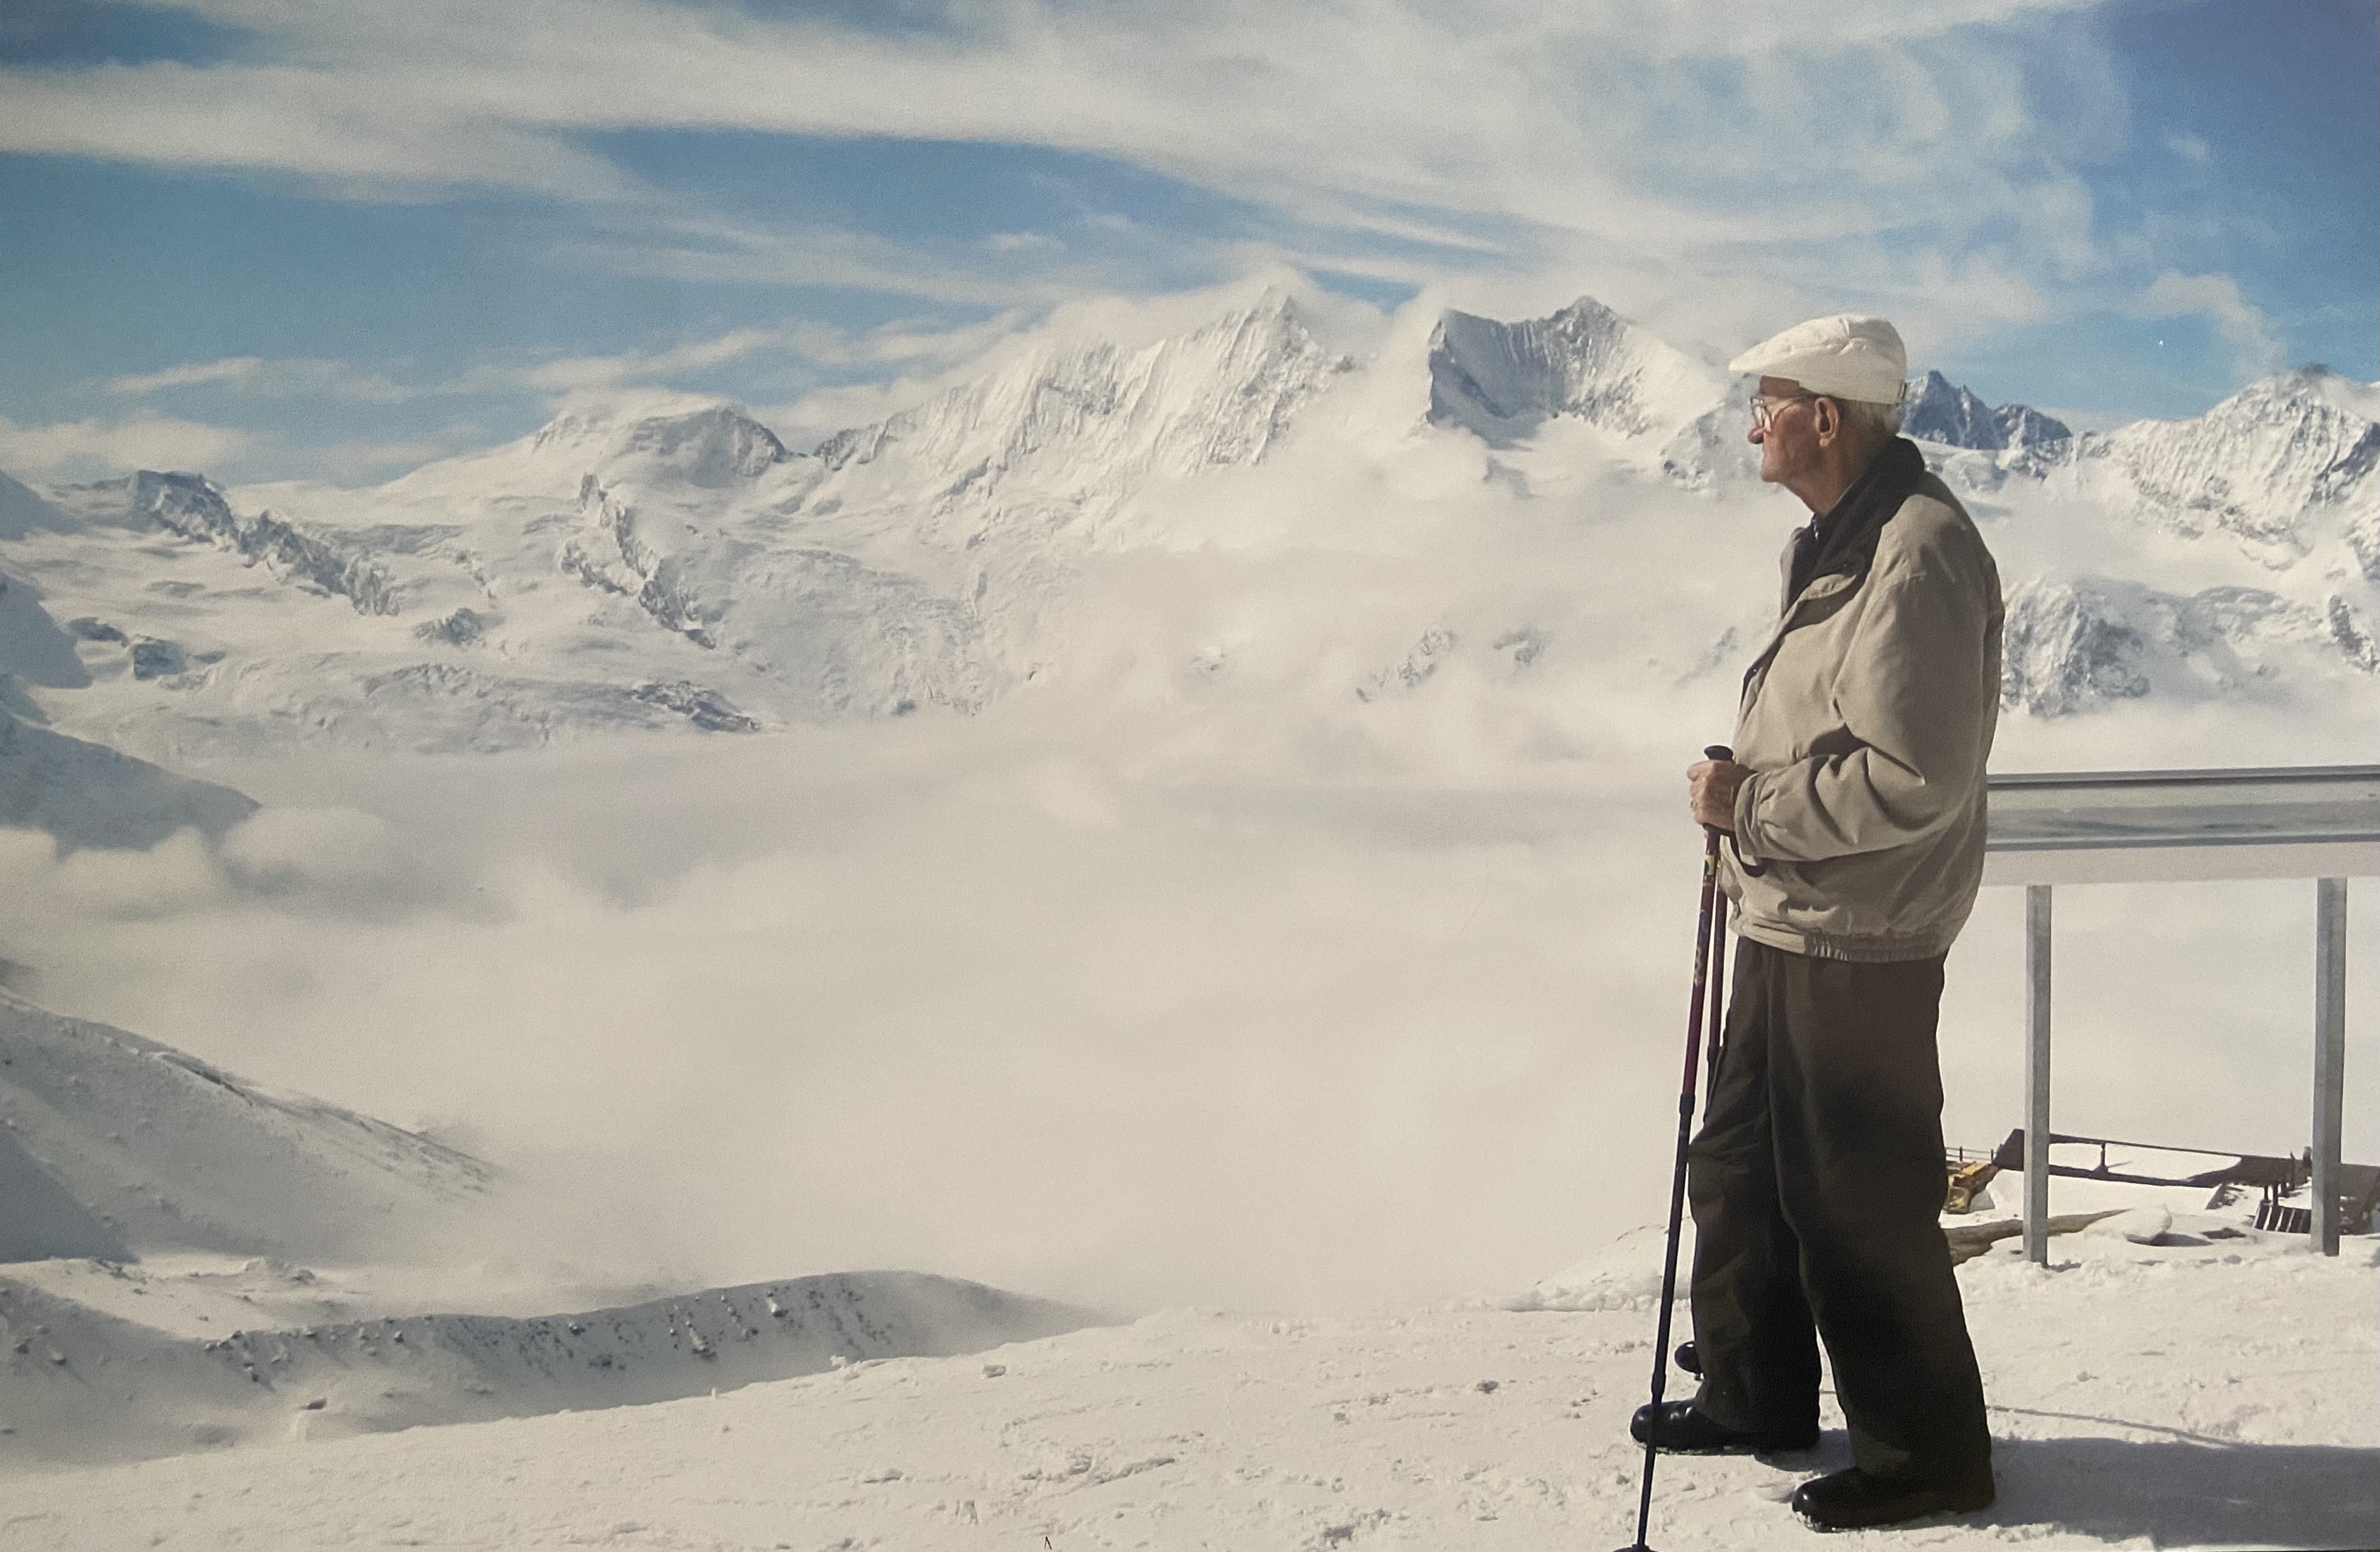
[{"left": 55, "top": 472, "right": 402, "bottom": 617}]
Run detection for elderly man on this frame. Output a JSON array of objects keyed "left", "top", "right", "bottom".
[{"left": 1629, "top": 316, "right": 2003, "bottom": 1532}]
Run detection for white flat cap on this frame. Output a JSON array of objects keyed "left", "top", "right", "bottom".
[{"left": 1728, "top": 314, "right": 1907, "bottom": 404}]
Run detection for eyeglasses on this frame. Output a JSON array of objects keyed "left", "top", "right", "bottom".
[{"left": 1748, "top": 392, "right": 1815, "bottom": 430}]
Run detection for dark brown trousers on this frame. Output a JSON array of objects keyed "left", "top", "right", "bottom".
[{"left": 1686, "top": 937, "right": 1993, "bottom": 1488}]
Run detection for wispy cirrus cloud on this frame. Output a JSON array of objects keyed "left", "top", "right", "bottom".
[
  {"left": 2138, "top": 270, "right": 2286, "bottom": 380},
  {"left": 86, "top": 310, "right": 1050, "bottom": 466},
  {"left": 105, "top": 355, "right": 417, "bottom": 402},
  {"left": 1, "top": 1, "right": 2118, "bottom": 313}
]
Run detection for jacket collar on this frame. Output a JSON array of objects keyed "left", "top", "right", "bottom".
[{"left": 1786, "top": 436, "right": 1928, "bottom": 604}]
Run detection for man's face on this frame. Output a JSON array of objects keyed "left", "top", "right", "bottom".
[{"left": 1748, "top": 375, "right": 1819, "bottom": 487}]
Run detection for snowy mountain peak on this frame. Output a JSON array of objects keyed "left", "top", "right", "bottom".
[
  {"left": 607, "top": 405, "right": 791, "bottom": 487},
  {"left": 806, "top": 288, "right": 1344, "bottom": 510},
  {"left": 2270, "top": 363, "right": 2380, "bottom": 423},
  {"left": 1901, "top": 370, "right": 2070, "bottom": 452},
  {"left": 1902, "top": 370, "right": 1999, "bottom": 447},
  {"left": 1425, "top": 295, "right": 1728, "bottom": 449},
  {"left": 522, "top": 404, "right": 792, "bottom": 489},
  {"left": 2069, "top": 365, "right": 2380, "bottom": 573}
]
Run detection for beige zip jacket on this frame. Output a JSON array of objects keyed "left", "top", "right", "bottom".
[{"left": 1724, "top": 472, "right": 2004, "bottom": 962}]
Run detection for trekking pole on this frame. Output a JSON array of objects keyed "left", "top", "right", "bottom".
[
  {"left": 1703, "top": 871, "right": 1728, "bottom": 1115},
  {"left": 1617, "top": 744, "right": 1734, "bottom": 1552}
]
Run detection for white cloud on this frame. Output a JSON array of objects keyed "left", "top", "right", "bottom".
[
  {"left": 500, "top": 327, "right": 804, "bottom": 395},
  {"left": 2166, "top": 131, "right": 2211, "bottom": 163},
  {"left": 1, "top": 2, "right": 2118, "bottom": 297},
  {"left": 0, "top": 412, "right": 256, "bottom": 482},
  {"left": 548, "top": 215, "right": 1118, "bottom": 308},
  {"left": 106, "top": 356, "right": 417, "bottom": 403},
  {"left": 2138, "top": 270, "right": 2286, "bottom": 379}
]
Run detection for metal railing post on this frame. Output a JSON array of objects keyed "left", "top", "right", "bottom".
[
  {"left": 2314, "top": 877, "right": 2347, "bottom": 1256},
  {"left": 2025, "top": 884, "right": 2053, "bottom": 1266}
]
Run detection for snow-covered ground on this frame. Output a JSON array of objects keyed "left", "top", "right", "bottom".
[{"left": 0, "top": 1217, "right": 2370, "bottom": 1550}]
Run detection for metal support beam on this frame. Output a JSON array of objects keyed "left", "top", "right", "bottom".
[
  {"left": 2025, "top": 885, "right": 2053, "bottom": 1265},
  {"left": 2314, "top": 877, "right": 2347, "bottom": 1256}
]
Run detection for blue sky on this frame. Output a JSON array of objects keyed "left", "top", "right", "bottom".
[{"left": 0, "top": 0, "right": 2371, "bottom": 484}]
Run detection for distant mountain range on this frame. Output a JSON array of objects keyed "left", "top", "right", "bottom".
[{"left": 0, "top": 291, "right": 2373, "bottom": 793}]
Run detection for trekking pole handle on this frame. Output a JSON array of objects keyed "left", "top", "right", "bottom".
[
  {"left": 1701, "top": 744, "right": 1761, "bottom": 873},
  {"left": 1698, "top": 746, "right": 1734, "bottom": 837}
]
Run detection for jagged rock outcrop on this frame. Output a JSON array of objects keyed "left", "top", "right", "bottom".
[
  {"left": 55, "top": 472, "right": 400, "bottom": 616},
  {"left": 559, "top": 478, "right": 720, "bottom": 648}
]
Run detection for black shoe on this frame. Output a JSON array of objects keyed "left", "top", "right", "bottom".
[
  {"left": 1629, "top": 1400, "right": 1817, "bottom": 1455},
  {"left": 1673, "top": 1340, "right": 1701, "bottom": 1376},
  {"left": 1789, "top": 1466, "right": 1995, "bottom": 1531}
]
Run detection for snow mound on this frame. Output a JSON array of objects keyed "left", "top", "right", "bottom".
[
  {"left": 1494, "top": 1221, "right": 1690, "bottom": 1313},
  {"left": 0, "top": 989, "right": 494, "bottom": 1265},
  {"left": 0, "top": 1263, "right": 1101, "bottom": 1467}
]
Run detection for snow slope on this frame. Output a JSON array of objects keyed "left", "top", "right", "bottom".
[
  {"left": 0, "top": 711, "right": 256, "bottom": 851},
  {"left": 0, "top": 1225, "right": 2367, "bottom": 1550},
  {"left": 0, "top": 988, "right": 493, "bottom": 1265}
]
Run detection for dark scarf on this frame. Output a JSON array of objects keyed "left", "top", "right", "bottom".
[{"left": 1784, "top": 436, "right": 1928, "bottom": 605}]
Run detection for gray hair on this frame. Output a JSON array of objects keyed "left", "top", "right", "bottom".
[{"left": 1835, "top": 396, "right": 1904, "bottom": 440}]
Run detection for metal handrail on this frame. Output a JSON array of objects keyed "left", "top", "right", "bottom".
[
  {"left": 1989, "top": 765, "right": 2380, "bottom": 788},
  {"left": 1984, "top": 764, "right": 2380, "bottom": 854}
]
